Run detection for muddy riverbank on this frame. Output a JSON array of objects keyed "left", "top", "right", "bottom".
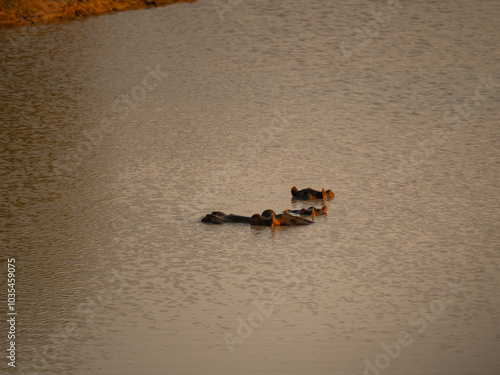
[{"left": 0, "top": 0, "right": 195, "bottom": 28}]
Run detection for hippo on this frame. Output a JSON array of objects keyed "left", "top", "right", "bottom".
[
  {"left": 201, "top": 210, "right": 311, "bottom": 226},
  {"left": 261, "top": 209, "right": 313, "bottom": 226},
  {"left": 201, "top": 211, "right": 279, "bottom": 226},
  {"left": 201, "top": 214, "right": 225, "bottom": 224},
  {"left": 201, "top": 211, "right": 251, "bottom": 224},
  {"left": 291, "top": 186, "right": 335, "bottom": 200},
  {"left": 249, "top": 213, "right": 280, "bottom": 226},
  {"left": 284, "top": 205, "right": 328, "bottom": 216}
]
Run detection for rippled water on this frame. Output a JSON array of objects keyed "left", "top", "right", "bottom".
[{"left": 1, "top": 0, "right": 499, "bottom": 374}]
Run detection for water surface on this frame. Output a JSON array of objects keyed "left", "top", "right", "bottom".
[{"left": 1, "top": 0, "right": 499, "bottom": 374}]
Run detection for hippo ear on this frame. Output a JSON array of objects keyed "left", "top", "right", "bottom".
[
  {"left": 284, "top": 209, "right": 289, "bottom": 214},
  {"left": 271, "top": 213, "right": 279, "bottom": 227},
  {"left": 323, "top": 205, "right": 327, "bottom": 212},
  {"left": 311, "top": 208, "right": 316, "bottom": 216},
  {"left": 250, "top": 214, "right": 259, "bottom": 225},
  {"left": 321, "top": 188, "right": 326, "bottom": 198},
  {"left": 291, "top": 186, "right": 298, "bottom": 196}
]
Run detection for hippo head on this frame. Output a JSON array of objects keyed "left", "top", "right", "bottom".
[
  {"left": 325, "top": 190, "right": 335, "bottom": 197},
  {"left": 250, "top": 213, "right": 279, "bottom": 226},
  {"left": 261, "top": 209, "right": 276, "bottom": 218},
  {"left": 300, "top": 207, "right": 316, "bottom": 215},
  {"left": 201, "top": 214, "right": 223, "bottom": 224}
]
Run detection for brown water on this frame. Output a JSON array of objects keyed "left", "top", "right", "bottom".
[{"left": 1, "top": 0, "right": 500, "bottom": 374}]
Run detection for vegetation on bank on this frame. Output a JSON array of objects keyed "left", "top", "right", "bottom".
[{"left": 0, "top": 0, "right": 196, "bottom": 28}]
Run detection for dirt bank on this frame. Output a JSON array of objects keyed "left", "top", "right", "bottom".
[{"left": 0, "top": 0, "right": 196, "bottom": 28}]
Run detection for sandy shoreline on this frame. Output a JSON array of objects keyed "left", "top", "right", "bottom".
[{"left": 0, "top": 0, "right": 196, "bottom": 28}]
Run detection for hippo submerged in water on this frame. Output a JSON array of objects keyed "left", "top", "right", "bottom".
[
  {"left": 201, "top": 212, "right": 252, "bottom": 224},
  {"left": 261, "top": 209, "right": 313, "bottom": 226},
  {"left": 201, "top": 185, "right": 334, "bottom": 227},
  {"left": 291, "top": 186, "right": 335, "bottom": 200},
  {"left": 201, "top": 209, "right": 312, "bottom": 226},
  {"left": 284, "top": 205, "right": 328, "bottom": 216},
  {"left": 202, "top": 211, "right": 280, "bottom": 226},
  {"left": 249, "top": 213, "right": 280, "bottom": 226}
]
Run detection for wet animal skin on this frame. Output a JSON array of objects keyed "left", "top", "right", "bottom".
[
  {"left": 291, "top": 186, "right": 335, "bottom": 200},
  {"left": 284, "top": 205, "right": 328, "bottom": 216},
  {"left": 201, "top": 212, "right": 252, "bottom": 224},
  {"left": 261, "top": 210, "right": 313, "bottom": 226},
  {"left": 201, "top": 210, "right": 312, "bottom": 226}
]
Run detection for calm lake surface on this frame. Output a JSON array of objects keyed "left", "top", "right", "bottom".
[{"left": 1, "top": 0, "right": 499, "bottom": 374}]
